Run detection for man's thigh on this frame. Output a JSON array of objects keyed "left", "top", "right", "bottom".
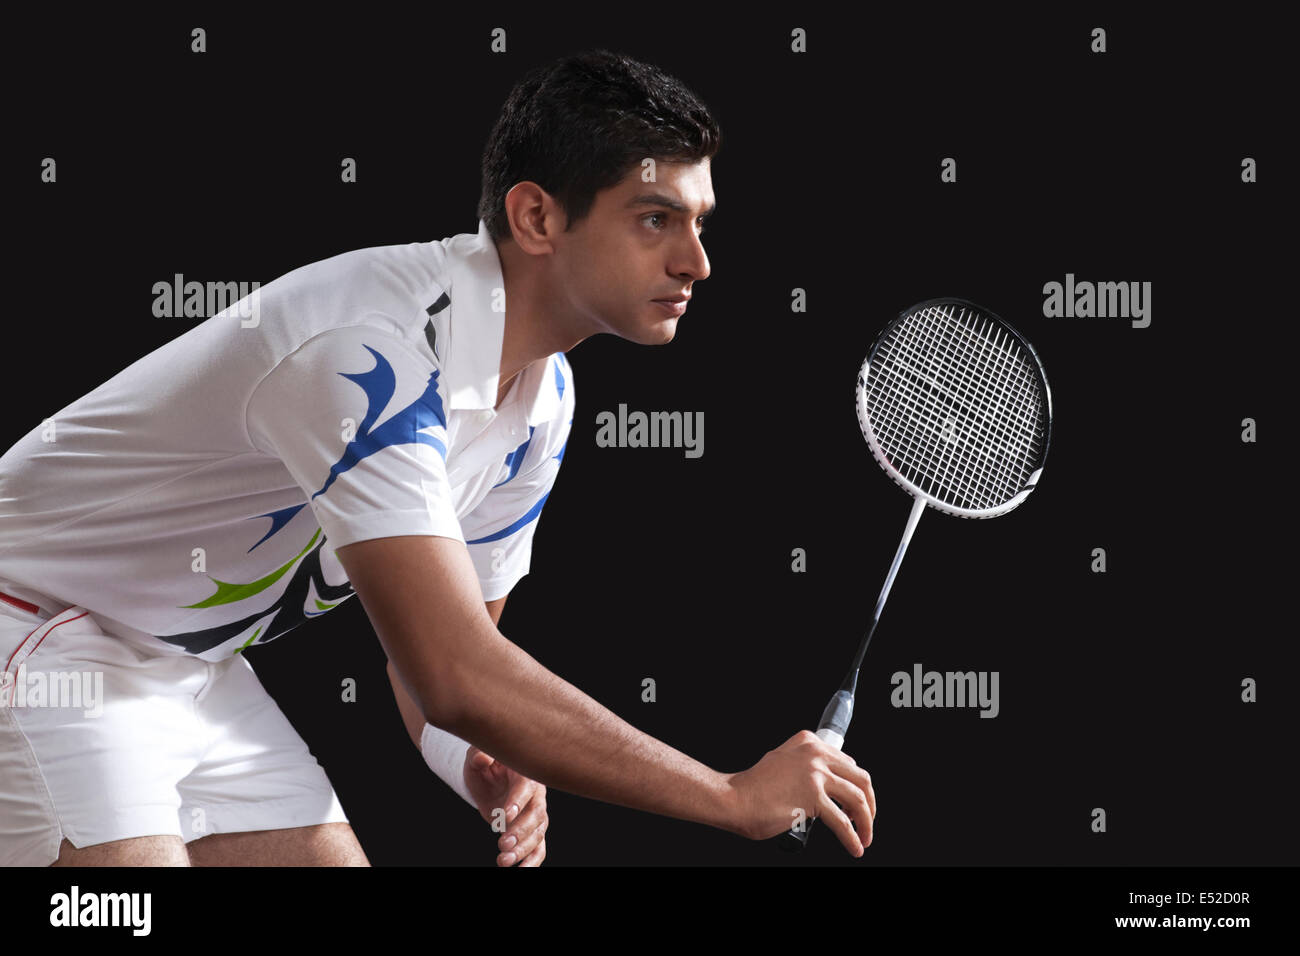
[
  {"left": 50, "top": 835, "right": 190, "bottom": 866},
  {"left": 187, "top": 822, "right": 369, "bottom": 866}
]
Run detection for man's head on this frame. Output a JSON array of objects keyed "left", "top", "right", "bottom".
[{"left": 478, "top": 50, "right": 720, "bottom": 345}]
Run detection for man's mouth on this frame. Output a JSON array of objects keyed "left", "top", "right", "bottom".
[{"left": 652, "top": 298, "right": 688, "bottom": 315}]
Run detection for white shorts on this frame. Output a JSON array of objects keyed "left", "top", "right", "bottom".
[{"left": 0, "top": 597, "right": 348, "bottom": 866}]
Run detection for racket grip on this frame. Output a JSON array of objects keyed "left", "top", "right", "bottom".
[{"left": 778, "top": 691, "right": 854, "bottom": 852}]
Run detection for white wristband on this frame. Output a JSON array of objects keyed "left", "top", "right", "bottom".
[{"left": 420, "top": 722, "right": 476, "bottom": 809}]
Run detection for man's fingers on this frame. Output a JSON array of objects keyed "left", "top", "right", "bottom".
[
  {"left": 517, "top": 838, "right": 546, "bottom": 867},
  {"left": 498, "top": 820, "right": 547, "bottom": 866},
  {"left": 815, "top": 790, "right": 863, "bottom": 858},
  {"left": 497, "top": 789, "right": 545, "bottom": 850},
  {"left": 822, "top": 748, "right": 875, "bottom": 822},
  {"left": 498, "top": 790, "right": 547, "bottom": 865},
  {"left": 824, "top": 773, "right": 873, "bottom": 849},
  {"left": 499, "top": 810, "right": 547, "bottom": 866},
  {"left": 501, "top": 778, "right": 537, "bottom": 824}
]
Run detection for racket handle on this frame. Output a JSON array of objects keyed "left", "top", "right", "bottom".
[{"left": 779, "top": 691, "right": 854, "bottom": 852}]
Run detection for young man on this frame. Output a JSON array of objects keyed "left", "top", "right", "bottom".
[{"left": 0, "top": 50, "right": 875, "bottom": 867}]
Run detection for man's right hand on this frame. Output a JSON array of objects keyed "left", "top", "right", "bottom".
[{"left": 727, "top": 731, "right": 877, "bottom": 856}]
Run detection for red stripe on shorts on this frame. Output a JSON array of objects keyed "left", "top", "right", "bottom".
[{"left": 2, "top": 610, "right": 90, "bottom": 706}]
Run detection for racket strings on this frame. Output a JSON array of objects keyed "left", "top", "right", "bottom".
[
  {"left": 873, "top": 312, "right": 1039, "bottom": 509},
  {"left": 918, "top": 310, "right": 1041, "bottom": 501},
  {"left": 865, "top": 304, "right": 1045, "bottom": 512},
  {"left": 874, "top": 306, "right": 1041, "bottom": 508}
]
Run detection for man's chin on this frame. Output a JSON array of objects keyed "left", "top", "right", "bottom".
[
  {"left": 653, "top": 320, "right": 677, "bottom": 343},
  {"left": 604, "top": 312, "right": 678, "bottom": 344},
  {"left": 614, "top": 324, "right": 676, "bottom": 346}
]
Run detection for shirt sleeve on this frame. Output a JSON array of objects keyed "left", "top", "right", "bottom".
[
  {"left": 459, "top": 363, "right": 574, "bottom": 602},
  {"left": 245, "top": 325, "right": 465, "bottom": 550}
]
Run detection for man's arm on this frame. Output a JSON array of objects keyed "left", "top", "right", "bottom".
[
  {"left": 339, "top": 534, "right": 875, "bottom": 851},
  {"left": 387, "top": 595, "right": 506, "bottom": 750},
  {"left": 341, "top": 533, "right": 742, "bottom": 834}
]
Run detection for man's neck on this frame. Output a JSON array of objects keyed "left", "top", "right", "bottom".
[{"left": 494, "top": 236, "right": 590, "bottom": 407}]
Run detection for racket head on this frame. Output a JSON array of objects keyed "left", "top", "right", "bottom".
[{"left": 856, "top": 298, "right": 1053, "bottom": 519}]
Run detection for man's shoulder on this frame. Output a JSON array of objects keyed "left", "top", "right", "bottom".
[
  {"left": 293, "top": 239, "right": 446, "bottom": 283},
  {"left": 249, "top": 241, "right": 452, "bottom": 376},
  {"left": 263, "top": 240, "right": 449, "bottom": 333}
]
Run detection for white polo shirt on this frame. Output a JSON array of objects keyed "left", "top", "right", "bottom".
[{"left": 0, "top": 220, "right": 575, "bottom": 661}]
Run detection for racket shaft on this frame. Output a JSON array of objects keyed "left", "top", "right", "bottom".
[
  {"left": 781, "top": 498, "right": 925, "bottom": 852},
  {"left": 869, "top": 498, "right": 925, "bottom": 641}
]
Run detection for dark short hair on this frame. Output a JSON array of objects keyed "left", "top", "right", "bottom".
[{"left": 477, "top": 50, "right": 722, "bottom": 242}]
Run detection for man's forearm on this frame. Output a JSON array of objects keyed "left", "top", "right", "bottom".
[
  {"left": 428, "top": 628, "right": 743, "bottom": 836},
  {"left": 386, "top": 658, "right": 476, "bottom": 806}
]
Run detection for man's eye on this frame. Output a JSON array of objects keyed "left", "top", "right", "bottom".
[{"left": 644, "top": 213, "right": 706, "bottom": 234}]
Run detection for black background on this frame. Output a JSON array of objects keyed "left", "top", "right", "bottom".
[{"left": 9, "top": 8, "right": 1292, "bottom": 871}]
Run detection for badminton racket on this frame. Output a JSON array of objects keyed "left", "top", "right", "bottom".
[{"left": 781, "top": 297, "right": 1053, "bottom": 851}]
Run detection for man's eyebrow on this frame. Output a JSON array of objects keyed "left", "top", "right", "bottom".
[{"left": 627, "top": 193, "right": 717, "bottom": 218}]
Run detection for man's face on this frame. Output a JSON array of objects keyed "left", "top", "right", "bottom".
[{"left": 552, "top": 159, "right": 714, "bottom": 345}]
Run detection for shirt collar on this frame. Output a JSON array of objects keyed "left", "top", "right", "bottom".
[{"left": 438, "top": 219, "right": 562, "bottom": 428}]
